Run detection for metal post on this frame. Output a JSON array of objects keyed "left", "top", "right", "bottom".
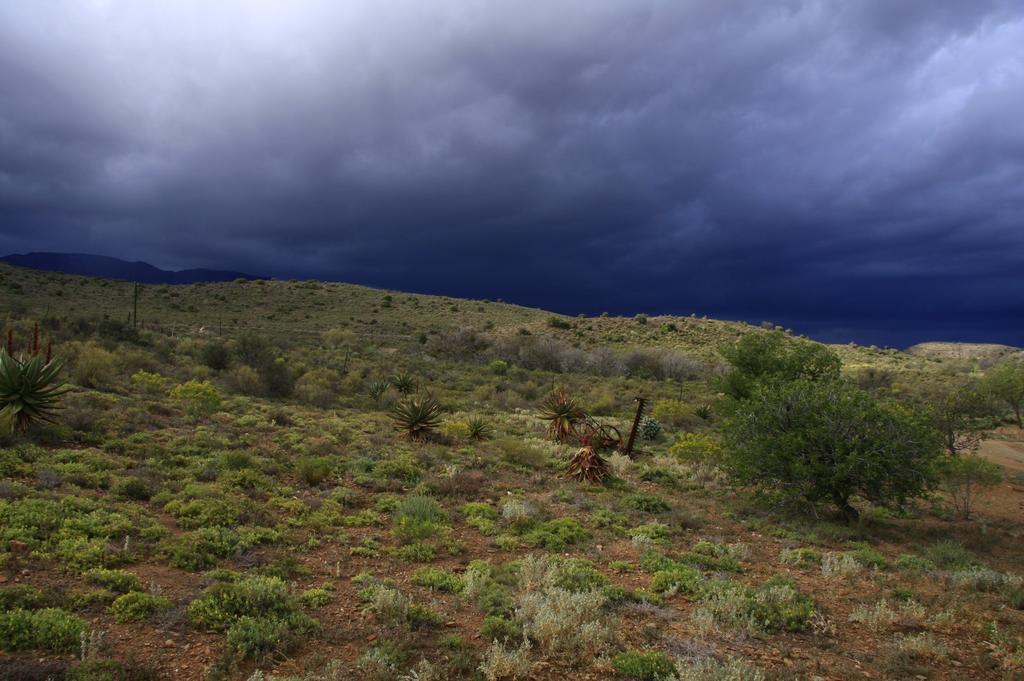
[{"left": 624, "top": 396, "right": 646, "bottom": 458}]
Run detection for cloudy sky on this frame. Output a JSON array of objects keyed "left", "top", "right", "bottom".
[{"left": 1, "top": 1, "right": 1022, "bottom": 346}]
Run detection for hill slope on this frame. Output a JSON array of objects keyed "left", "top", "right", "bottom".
[
  {"left": 0, "top": 261, "right": 935, "bottom": 372},
  {"left": 0, "top": 262, "right": 1022, "bottom": 681}
]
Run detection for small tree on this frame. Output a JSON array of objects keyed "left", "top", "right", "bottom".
[
  {"left": 936, "top": 455, "right": 1003, "bottom": 520},
  {"left": 723, "top": 379, "right": 942, "bottom": 522},
  {"left": 921, "top": 380, "right": 992, "bottom": 456},
  {"left": 984, "top": 360, "right": 1024, "bottom": 429},
  {"left": 718, "top": 331, "right": 841, "bottom": 401}
]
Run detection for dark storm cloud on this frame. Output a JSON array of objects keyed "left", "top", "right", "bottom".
[{"left": 1, "top": 0, "right": 1022, "bottom": 345}]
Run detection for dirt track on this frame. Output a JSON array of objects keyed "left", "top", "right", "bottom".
[{"left": 980, "top": 438, "right": 1024, "bottom": 473}]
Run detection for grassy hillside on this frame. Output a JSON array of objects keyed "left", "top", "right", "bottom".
[
  {"left": 0, "top": 262, "right": 947, "bottom": 368},
  {"left": 0, "top": 263, "right": 1022, "bottom": 681}
]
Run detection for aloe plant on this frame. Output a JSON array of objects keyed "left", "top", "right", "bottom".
[
  {"left": 538, "top": 387, "right": 586, "bottom": 442},
  {"left": 467, "top": 417, "right": 491, "bottom": 441},
  {"left": 367, "top": 380, "right": 390, "bottom": 403},
  {"left": 0, "top": 350, "right": 69, "bottom": 432},
  {"left": 390, "top": 373, "right": 416, "bottom": 395},
  {"left": 390, "top": 394, "right": 443, "bottom": 439}
]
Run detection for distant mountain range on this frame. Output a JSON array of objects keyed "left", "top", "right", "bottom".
[{"left": 0, "top": 252, "right": 264, "bottom": 284}]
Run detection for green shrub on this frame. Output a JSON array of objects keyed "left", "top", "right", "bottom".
[
  {"left": 294, "top": 368, "right": 340, "bottom": 408},
  {"left": 0, "top": 585, "right": 54, "bottom": 610},
  {"left": 922, "top": 541, "right": 975, "bottom": 570},
  {"left": 612, "top": 651, "right": 677, "bottom": 680},
  {"left": 547, "top": 316, "right": 571, "bottom": 329},
  {"left": 678, "top": 541, "right": 743, "bottom": 572},
  {"left": 299, "top": 588, "right": 332, "bottom": 608},
  {"left": 895, "top": 553, "right": 936, "bottom": 572},
  {"left": 847, "top": 544, "right": 888, "bottom": 569},
  {"left": 623, "top": 494, "right": 670, "bottom": 514},
  {"left": 187, "top": 576, "right": 304, "bottom": 631},
  {"left": 86, "top": 569, "right": 143, "bottom": 594},
  {"left": 297, "top": 456, "right": 334, "bottom": 486},
  {"left": 408, "top": 603, "right": 443, "bottom": 629},
  {"left": 169, "top": 380, "right": 222, "bottom": 421},
  {"left": 548, "top": 558, "right": 609, "bottom": 593},
  {"left": 668, "top": 433, "right": 722, "bottom": 464},
  {"left": 164, "top": 496, "right": 241, "bottom": 529},
  {"left": 748, "top": 576, "right": 816, "bottom": 632},
  {"left": 463, "top": 502, "right": 498, "bottom": 531},
  {"left": 413, "top": 568, "right": 464, "bottom": 593},
  {"left": 0, "top": 608, "right": 88, "bottom": 652},
  {"left": 226, "top": 612, "right": 318, "bottom": 660},
  {"left": 693, "top": 576, "right": 814, "bottom": 635},
  {"left": 493, "top": 437, "right": 547, "bottom": 469},
  {"left": 108, "top": 592, "right": 172, "bottom": 623},
  {"left": 201, "top": 342, "right": 231, "bottom": 371},
  {"left": 167, "top": 526, "right": 242, "bottom": 570},
  {"left": 523, "top": 518, "right": 589, "bottom": 550},
  {"left": 393, "top": 495, "right": 448, "bottom": 542},
  {"left": 131, "top": 370, "right": 167, "bottom": 394},
  {"left": 651, "top": 565, "right": 702, "bottom": 595},
  {"left": 66, "top": 659, "right": 148, "bottom": 681},
  {"left": 392, "top": 543, "right": 436, "bottom": 562},
  {"left": 651, "top": 399, "right": 696, "bottom": 428},
  {"left": 259, "top": 359, "right": 296, "bottom": 398},
  {"left": 112, "top": 476, "right": 155, "bottom": 501},
  {"left": 779, "top": 548, "right": 822, "bottom": 568},
  {"left": 220, "top": 451, "right": 254, "bottom": 471},
  {"left": 71, "top": 344, "right": 116, "bottom": 389},
  {"left": 481, "top": 615, "right": 523, "bottom": 643},
  {"left": 1006, "top": 585, "right": 1024, "bottom": 610}
]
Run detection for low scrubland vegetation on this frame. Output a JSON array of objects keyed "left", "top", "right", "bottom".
[{"left": 0, "top": 263, "right": 1022, "bottom": 680}]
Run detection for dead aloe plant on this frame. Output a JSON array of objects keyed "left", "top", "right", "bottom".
[
  {"left": 565, "top": 445, "right": 610, "bottom": 484},
  {"left": 564, "top": 419, "right": 620, "bottom": 484}
]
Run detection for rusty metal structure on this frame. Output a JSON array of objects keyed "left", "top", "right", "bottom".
[{"left": 623, "top": 396, "right": 647, "bottom": 458}]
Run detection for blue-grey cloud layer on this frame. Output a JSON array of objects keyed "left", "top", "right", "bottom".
[{"left": 1, "top": 0, "right": 1022, "bottom": 345}]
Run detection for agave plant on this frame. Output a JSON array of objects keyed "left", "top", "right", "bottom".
[
  {"left": 367, "top": 380, "right": 390, "bottom": 403},
  {"left": 390, "top": 393, "right": 444, "bottom": 439},
  {"left": 466, "top": 417, "right": 491, "bottom": 441},
  {"left": 538, "top": 387, "right": 586, "bottom": 442},
  {"left": 390, "top": 373, "right": 417, "bottom": 395},
  {"left": 0, "top": 349, "right": 69, "bottom": 433}
]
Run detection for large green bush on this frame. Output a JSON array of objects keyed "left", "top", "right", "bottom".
[
  {"left": 0, "top": 608, "right": 88, "bottom": 652},
  {"left": 718, "top": 330, "right": 841, "bottom": 400},
  {"left": 723, "top": 379, "right": 942, "bottom": 521}
]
